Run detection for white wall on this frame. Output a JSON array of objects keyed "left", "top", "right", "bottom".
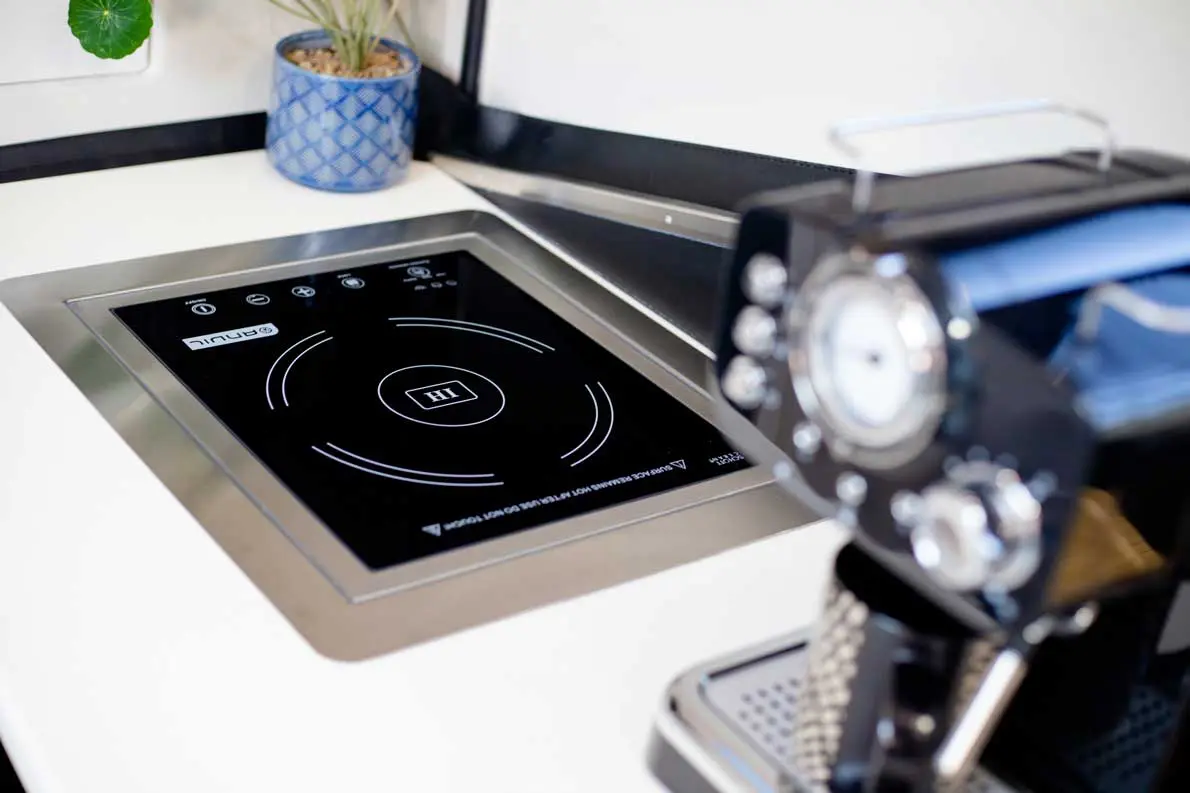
[
  {"left": 11, "top": 0, "right": 1190, "bottom": 176},
  {"left": 1, "top": 0, "right": 466, "bottom": 148},
  {"left": 479, "top": 0, "right": 1190, "bottom": 174}
]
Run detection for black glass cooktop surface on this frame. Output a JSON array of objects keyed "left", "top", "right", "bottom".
[{"left": 114, "top": 250, "right": 751, "bottom": 571}]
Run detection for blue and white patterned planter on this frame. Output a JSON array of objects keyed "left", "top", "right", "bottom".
[{"left": 266, "top": 31, "right": 420, "bottom": 193}]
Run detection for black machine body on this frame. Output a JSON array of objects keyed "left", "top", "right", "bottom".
[
  {"left": 716, "top": 149, "right": 1190, "bottom": 632},
  {"left": 710, "top": 145, "right": 1190, "bottom": 792}
]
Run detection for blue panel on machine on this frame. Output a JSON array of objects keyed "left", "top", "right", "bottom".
[
  {"left": 937, "top": 203, "right": 1190, "bottom": 434},
  {"left": 939, "top": 204, "right": 1190, "bottom": 311},
  {"left": 1050, "top": 274, "right": 1190, "bottom": 432}
]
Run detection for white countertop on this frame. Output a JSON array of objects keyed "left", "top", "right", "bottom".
[{"left": 0, "top": 152, "right": 844, "bottom": 793}]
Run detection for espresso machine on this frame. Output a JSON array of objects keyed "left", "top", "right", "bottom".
[{"left": 648, "top": 102, "right": 1190, "bottom": 793}]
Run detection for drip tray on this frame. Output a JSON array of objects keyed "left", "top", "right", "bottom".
[
  {"left": 0, "top": 211, "right": 810, "bottom": 660},
  {"left": 649, "top": 634, "right": 1012, "bottom": 793}
]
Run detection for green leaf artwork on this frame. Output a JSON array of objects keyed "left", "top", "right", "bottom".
[{"left": 68, "top": 0, "right": 154, "bottom": 60}]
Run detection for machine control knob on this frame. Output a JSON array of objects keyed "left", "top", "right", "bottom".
[
  {"left": 721, "top": 355, "right": 769, "bottom": 410},
  {"left": 741, "top": 253, "right": 788, "bottom": 308},
  {"left": 909, "top": 463, "right": 1043, "bottom": 593},
  {"left": 732, "top": 305, "right": 778, "bottom": 357}
]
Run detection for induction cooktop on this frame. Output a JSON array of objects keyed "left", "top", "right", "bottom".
[
  {"left": 1, "top": 211, "right": 808, "bottom": 659},
  {"left": 114, "top": 248, "right": 748, "bottom": 571}
]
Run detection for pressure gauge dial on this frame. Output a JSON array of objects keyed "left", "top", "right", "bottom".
[{"left": 789, "top": 253, "right": 948, "bottom": 469}]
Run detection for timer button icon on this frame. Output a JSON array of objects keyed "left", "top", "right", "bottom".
[{"left": 341, "top": 277, "right": 366, "bottom": 289}]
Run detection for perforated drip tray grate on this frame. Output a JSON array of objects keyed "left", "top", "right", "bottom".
[
  {"left": 704, "top": 643, "right": 807, "bottom": 771},
  {"left": 652, "top": 634, "right": 1014, "bottom": 793}
]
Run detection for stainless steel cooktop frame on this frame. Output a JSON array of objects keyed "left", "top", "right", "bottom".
[{"left": 0, "top": 211, "right": 810, "bottom": 660}]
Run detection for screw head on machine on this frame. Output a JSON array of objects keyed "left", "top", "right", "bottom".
[
  {"left": 836, "top": 472, "right": 868, "bottom": 506},
  {"left": 792, "top": 421, "right": 822, "bottom": 455}
]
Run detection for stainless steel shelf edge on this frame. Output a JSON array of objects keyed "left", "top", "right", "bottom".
[
  {"left": 432, "top": 156, "right": 741, "bottom": 247},
  {"left": 0, "top": 211, "right": 812, "bottom": 661}
]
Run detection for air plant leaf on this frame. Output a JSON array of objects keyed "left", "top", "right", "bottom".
[
  {"left": 269, "top": 0, "right": 417, "bottom": 73},
  {"left": 68, "top": 0, "right": 154, "bottom": 60}
]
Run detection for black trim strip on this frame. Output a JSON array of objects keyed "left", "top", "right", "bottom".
[
  {"left": 0, "top": 113, "right": 266, "bottom": 185},
  {"left": 458, "top": 0, "right": 488, "bottom": 101},
  {"left": 414, "top": 69, "right": 852, "bottom": 208},
  {"left": 1, "top": 67, "right": 849, "bottom": 210},
  {"left": 0, "top": 743, "right": 20, "bottom": 792},
  {"left": 436, "top": 104, "right": 849, "bottom": 210},
  {"left": 414, "top": 70, "right": 850, "bottom": 209}
]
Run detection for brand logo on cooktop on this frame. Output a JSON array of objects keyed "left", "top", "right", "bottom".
[{"left": 182, "top": 323, "right": 279, "bottom": 351}]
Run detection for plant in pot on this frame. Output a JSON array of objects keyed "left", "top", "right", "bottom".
[
  {"left": 264, "top": 1, "right": 421, "bottom": 192},
  {"left": 66, "top": 0, "right": 420, "bottom": 193}
]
